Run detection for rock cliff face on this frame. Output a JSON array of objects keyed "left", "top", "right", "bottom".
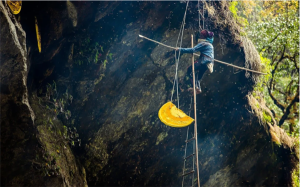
[
  {"left": 1, "top": 1, "right": 298, "bottom": 187},
  {"left": 0, "top": 1, "right": 38, "bottom": 185},
  {"left": 1, "top": 2, "right": 87, "bottom": 186}
]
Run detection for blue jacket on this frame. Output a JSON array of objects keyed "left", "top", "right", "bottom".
[{"left": 179, "top": 38, "right": 214, "bottom": 65}]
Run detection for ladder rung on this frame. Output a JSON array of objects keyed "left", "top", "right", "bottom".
[
  {"left": 185, "top": 137, "right": 195, "bottom": 143},
  {"left": 182, "top": 170, "right": 194, "bottom": 177},
  {"left": 184, "top": 153, "right": 195, "bottom": 160}
]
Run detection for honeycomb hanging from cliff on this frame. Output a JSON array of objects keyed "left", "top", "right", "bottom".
[
  {"left": 158, "top": 102, "right": 194, "bottom": 128},
  {"left": 35, "top": 16, "right": 41, "bottom": 53},
  {"left": 7, "top": 1, "right": 22, "bottom": 15}
]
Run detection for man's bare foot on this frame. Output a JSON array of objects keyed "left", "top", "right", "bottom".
[{"left": 187, "top": 88, "right": 202, "bottom": 94}]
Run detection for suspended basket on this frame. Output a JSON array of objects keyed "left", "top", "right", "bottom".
[
  {"left": 35, "top": 16, "right": 41, "bottom": 53},
  {"left": 6, "top": 0, "right": 22, "bottom": 15},
  {"left": 158, "top": 102, "right": 194, "bottom": 128}
]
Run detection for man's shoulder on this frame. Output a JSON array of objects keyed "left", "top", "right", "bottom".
[
  {"left": 199, "top": 41, "right": 213, "bottom": 47},
  {"left": 199, "top": 40, "right": 212, "bottom": 44}
]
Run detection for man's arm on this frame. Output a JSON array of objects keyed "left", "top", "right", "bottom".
[{"left": 177, "top": 43, "right": 204, "bottom": 53}]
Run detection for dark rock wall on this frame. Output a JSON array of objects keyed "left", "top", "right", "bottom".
[
  {"left": 1, "top": 2, "right": 87, "bottom": 186},
  {"left": 0, "top": 1, "right": 37, "bottom": 185},
  {"left": 1, "top": 1, "right": 297, "bottom": 187}
]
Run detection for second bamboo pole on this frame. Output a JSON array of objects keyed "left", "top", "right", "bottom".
[{"left": 191, "top": 35, "right": 200, "bottom": 187}]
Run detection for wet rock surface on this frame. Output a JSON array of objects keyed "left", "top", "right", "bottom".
[
  {"left": 1, "top": 2, "right": 87, "bottom": 186},
  {"left": 1, "top": 1, "right": 298, "bottom": 187},
  {"left": 0, "top": 1, "right": 36, "bottom": 185}
]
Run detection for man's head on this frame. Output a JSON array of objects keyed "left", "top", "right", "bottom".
[{"left": 199, "top": 30, "right": 214, "bottom": 39}]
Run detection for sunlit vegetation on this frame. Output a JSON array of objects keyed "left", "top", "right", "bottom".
[
  {"left": 229, "top": 2, "right": 299, "bottom": 185},
  {"left": 230, "top": 1, "right": 299, "bottom": 138}
]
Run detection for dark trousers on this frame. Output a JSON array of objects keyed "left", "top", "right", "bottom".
[{"left": 186, "top": 61, "right": 208, "bottom": 88}]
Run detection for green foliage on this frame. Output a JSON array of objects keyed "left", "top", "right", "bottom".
[
  {"left": 274, "top": 140, "right": 282, "bottom": 147},
  {"left": 254, "top": 54, "right": 272, "bottom": 93},
  {"left": 292, "top": 164, "right": 299, "bottom": 187},
  {"left": 263, "top": 111, "right": 272, "bottom": 123},
  {"left": 103, "top": 59, "right": 107, "bottom": 69},
  {"left": 245, "top": 1, "right": 299, "bottom": 136},
  {"left": 73, "top": 37, "right": 113, "bottom": 73},
  {"left": 100, "top": 52, "right": 113, "bottom": 70},
  {"left": 229, "top": 1, "right": 249, "bottom": 27},
  {"left": 74, "top": 38, "right": 103, "bottom": 65},
  {"left": 292, "top": 138, "right": 300, "bottom": 187},
  {"left": 108, "top": 53, "right": 113, "bottom": 60},
  {"left": 95, "top": 50, "right": 99, "bottom": 64},
  {"left": 63, "top": 126, "right": 67, "bottom": 137},
  {"left": 229, "top": 1, "right": 238, "bottom": 18}
]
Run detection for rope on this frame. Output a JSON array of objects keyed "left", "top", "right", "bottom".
[
  {"left": 170, "top": 1, "right": 189, "bottom": 108},
  {"left": 197, "top": 2, "right": 204, "bottom": 31},
  {"left": 198, "top": 0, "right": 202, "bottom": 32},
  {"left": 138, "top": 35, "right": 267, "bottom": 75},
  {"left": 173, "top": 16, "right": 185, "bottom": 105},
  {"left": 202, "top": 0, "right": 204, "bottom": 29}
]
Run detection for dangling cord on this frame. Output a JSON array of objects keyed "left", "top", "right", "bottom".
[
  {"left": 198, "top": 0, "right": 202, "bottom": 32},
  {"left": 171, "top": 1, "right": 189, "bottom": 109},
  {"left": 171, "top": 11, "right": 184, "bottom": 104},
  {"left": 198, "top": 0, "right": 205, "bottom": 31},
  {"left": 202, "top": 0, "right": 205, "bottom": 30},
  {"left": 171, "top": 26, "right": 183, "bottom": 107},
  {"left": 172, "top": 1, "right": 189, "bottom": 108}
]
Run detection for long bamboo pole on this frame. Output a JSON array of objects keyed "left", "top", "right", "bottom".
[
  {"left": 138, "top": 34, "right": 267, "bottom": 75},
  {"left": 191, "top": 35, "right": 200, "bottom": 187}
]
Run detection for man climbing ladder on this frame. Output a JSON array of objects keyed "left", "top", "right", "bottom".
[{"left": 176, "top": 29, "right": 214, "bottom": 94}]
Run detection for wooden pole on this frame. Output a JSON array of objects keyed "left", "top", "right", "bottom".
[
  {"left": 138, "top": 34, "right": 267, "bottom": 75},
  {"left": 191, "top": 34, "right": 200, "bottom": 187}
]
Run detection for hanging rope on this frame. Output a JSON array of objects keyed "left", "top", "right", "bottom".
[
  {"left": 138, "top": 35, "right": 267, "bottom": 75},
  {"left": 197, "top": 1, "right": 205, "bottom": 31},
  {"left": 198, "top": 0, "right": 202, "bottom": 32},
  {"left": 202, "top": 0, "right": 205, "bottom": 29},
  {"left": 171, "top": 1, "right": 189, "bottom": 109}
]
